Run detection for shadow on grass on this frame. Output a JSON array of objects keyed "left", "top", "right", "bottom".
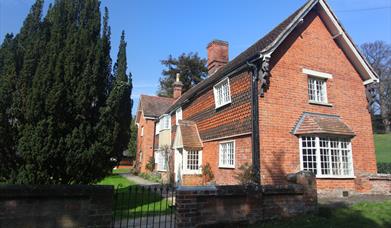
[{"left": 113, "top": 185, "right": 175, "bottom": 219}]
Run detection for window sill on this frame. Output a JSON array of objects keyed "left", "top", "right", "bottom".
[
  {"left": 316, "top": 176, "right": 356, "bottom": 179},
  {"left": 182, "top": 170, "right": 202, "bottom": 175},
  {"left": 215, "top": 101, "right": 231, "bottom": 110},
  {"left": 219, "top": 165, "right": 235, "bottom": 169},
  {"left": 309, "top": 101, "right": 333, "bottom": 107}
]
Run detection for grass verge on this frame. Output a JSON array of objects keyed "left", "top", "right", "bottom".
[
  {"left": 253, "top": 201, "right": 391, "bottom": 228},
  {"left": 98, "top": 174, "right": 173, "bottom": 218}
]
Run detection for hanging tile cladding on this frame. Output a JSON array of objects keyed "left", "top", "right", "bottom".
[{"left": 182, "top": 70, "right": 252, "bottom": 141}]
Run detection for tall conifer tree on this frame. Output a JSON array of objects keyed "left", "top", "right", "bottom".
[{"left": 0, "top": 0, "right": 132, "bottom": 184}]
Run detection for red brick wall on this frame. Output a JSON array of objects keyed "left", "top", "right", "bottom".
[
  {"left": 136, "top": 114, "right": 156, "bottom": 173},
  {"left": 258, "top": 10, "right": 377, "bottom": 190},
  {"left": 201, "top": 135, "right": 251, "bottom": 185}
]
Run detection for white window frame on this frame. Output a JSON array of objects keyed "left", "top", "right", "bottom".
[
  {"left": 183, "top": 150, "right": 202, "bottom": 174},
  {"left": 160, "top": 114, "right": 171, "bottom": 130},
  {"left": 176, "top": 107, "right": 182, "bottom": 125},
  {"left": 141, "top": 127, "right": 144, "bottom": 137},
  {"left": 299, "top": 136, "right": 354, "bottom": 178},
  {"left": 219, "top": 140, "right": 235, "bottom": 168},
  {"left": 155, "top": 122, "right": 160, "bottom": 135},
  {"left": 307, "top": 77, "right": 328, "bottom": 104},
  {"left": 213, "top": 78, "right": 231, "bottom": 109}
]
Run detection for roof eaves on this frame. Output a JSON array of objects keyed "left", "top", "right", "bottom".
[{"left": 261, "top": 0, "right": 319, "bottom": 54}]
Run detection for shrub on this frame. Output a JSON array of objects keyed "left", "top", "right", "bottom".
[
  {"left": 235, "top": 163, "right": 258, "bottom": 185},
  {"left": 377, "top": 163, "right": 391, "bottom": 174},
  {"left": 145, "top": 156, "right": 155, "bottom": 172},
  {"left": 201, "top": 163, "right": 214, "bottom": 184}
]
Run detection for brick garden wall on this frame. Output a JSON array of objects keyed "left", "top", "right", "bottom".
[
  {"left": 176, "top": 171, "right": 317, "bottom": 227},
  {"left": 0, "top": 185, "right": 113, "bottom": 228}
]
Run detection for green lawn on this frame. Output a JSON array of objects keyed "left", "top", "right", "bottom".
[
  {"left": 98, "top": 173, "right": 173, "bottom": 218},
  {"left": 253, "top": 201, "right": 391, "bottom": 228},
  {"left": 374, "top": 134, "right": 391, "bottom": 163}
]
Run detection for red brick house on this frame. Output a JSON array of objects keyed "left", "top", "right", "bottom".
[{"left": 136, "top": 0, "right": 380, "bottom": 195}]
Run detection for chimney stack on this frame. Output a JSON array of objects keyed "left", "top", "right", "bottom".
[
  {"left": 173, "top": 73, "right": 183, "bottom": 99},
  {"left": 207, "top": 40, "right": 229, "bottom": 76}
]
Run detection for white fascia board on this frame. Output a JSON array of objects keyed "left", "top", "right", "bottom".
[
  {"left": 318, "top": 0, "right": 378, "bottom": 81},
  {"left": 303, "top": 68, "right": 333, "bottom": 79}
]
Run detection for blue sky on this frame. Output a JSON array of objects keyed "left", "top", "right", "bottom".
[{"left": 1, "top": 0, "right": 390, "bottom": 114}]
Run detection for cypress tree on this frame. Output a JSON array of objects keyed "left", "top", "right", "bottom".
[{"left": 110, "top": 31, "right": 132, "bottom": 163}]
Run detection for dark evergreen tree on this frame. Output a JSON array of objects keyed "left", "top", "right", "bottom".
[
  {"left": 158, "top": 53, "right": 207, "bottom": 97},
  {"left": 0, "top": 0, "right": 132, "bottom": 184},
  {"left": 0, "top": 34, "right": 18, "bottom": 182},
  {"left": 127, "top": 118, "right": 137, "bottom": 158},
  {"left": 111, "top": 31, "right": 132, "bottom": 163}
]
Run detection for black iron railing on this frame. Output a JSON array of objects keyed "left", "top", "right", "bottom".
[{"left": 112, "top": 184, "right": 176, "bottom": 228}]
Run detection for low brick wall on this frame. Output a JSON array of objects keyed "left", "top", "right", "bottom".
[
  {"left": 317, "top": 174, "right": 391, "bottom": 198},
  {"left": 368, "top": 174, "right": 391, "bottom": 195},
  {"left": 0, "top": 185, "right": 114, "bottom": 228},
  {"left": 176, "top": 171, "right": 317, "bottom": 227}
]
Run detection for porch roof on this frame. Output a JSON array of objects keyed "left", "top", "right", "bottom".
[{"left": 292, "top": 112, "right": 355, "bottom": 136}]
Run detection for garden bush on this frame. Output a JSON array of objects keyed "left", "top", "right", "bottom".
[{"left": 377, "top": 163, "right": 391, "bottom": 174}]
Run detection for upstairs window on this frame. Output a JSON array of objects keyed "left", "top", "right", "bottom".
[
  {"left": 160, "top": 115, "right": 171, "bottom": 130},
  {"left": 141, "top": 127, "right": 144, "bottom": 137},
  {"left": 176, "top": 107, "right": 182, "bottom": 125},
  {"left": 300, "top": 136, "right": 354, "bottom": 177},
  {"left": 308, "top": 77, "right": 327, "bottom": 103},
  {"left": 213, "top": 78, "right": 231, "bottom": 108},
  {"left": 219, "top": 141, "right": 235, "bottom": 168},
  {"left": 303, "top": 68, "right": 332, "bottom": 105}
]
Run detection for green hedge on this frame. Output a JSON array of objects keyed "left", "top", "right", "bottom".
[{"left": 377, "top": 163, "right": 391, "bottom": 174}]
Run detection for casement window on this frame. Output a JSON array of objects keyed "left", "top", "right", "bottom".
[
  {"left": 183, "top": 150, "right": 202, "bottom": 174},
  {"left": 300, "top": 136, "right": 354, "bottom": 178},
  {"left": 303, "top": 69, "right": 332, "bottom": 105},
  {"left": 155, "top": 151, "right": 168, "bottom": 171},
  {"left": 219, "top": 141, "right": 235, "bottom": 168},
  {"left": 213, "top": 78, "right": 231, "bottom": 108},
  {"left": 141, "top": 127, "right": 144, "bottom": 137},
  {"left": 160, "top": 115, "right": 171, "bottom": 130},
  {"left": 176, "top": 107, "right": 182, "bottom": 125},
  {"left": 308, "top": 77, "right": 328, "bottom": 103}
]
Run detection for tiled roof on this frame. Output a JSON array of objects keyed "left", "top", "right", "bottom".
[
  {"left": 292, "top": 112, "right": 355, "bottom": 136},
  {"left": 139, "top": 95, "right": 175, "bottom": 118},
  {"left": 178, "top": 120, "right": 203, "bottom": 150},
  {"left": 166, "top": 0, "right": 317, "bottom": 113}
]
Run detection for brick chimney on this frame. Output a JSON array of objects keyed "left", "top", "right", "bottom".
[
  {"left": 173, "top": 73, "right": 183, "bottom": 99},
  {"left": 207, "top": 40, "right": 229, "bottom": 76}
]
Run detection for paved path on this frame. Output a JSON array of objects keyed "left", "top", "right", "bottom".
[{"left": 120, "top": 173, "right": 159, "bottom": 186}]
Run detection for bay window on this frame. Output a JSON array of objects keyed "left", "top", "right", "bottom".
[{"left": 300, "top": 136, "right": 354, "bottom": 177}]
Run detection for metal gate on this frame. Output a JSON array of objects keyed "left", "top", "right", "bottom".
[{"left": 112, "top": 185, "right": 176, "bottom": 228}]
